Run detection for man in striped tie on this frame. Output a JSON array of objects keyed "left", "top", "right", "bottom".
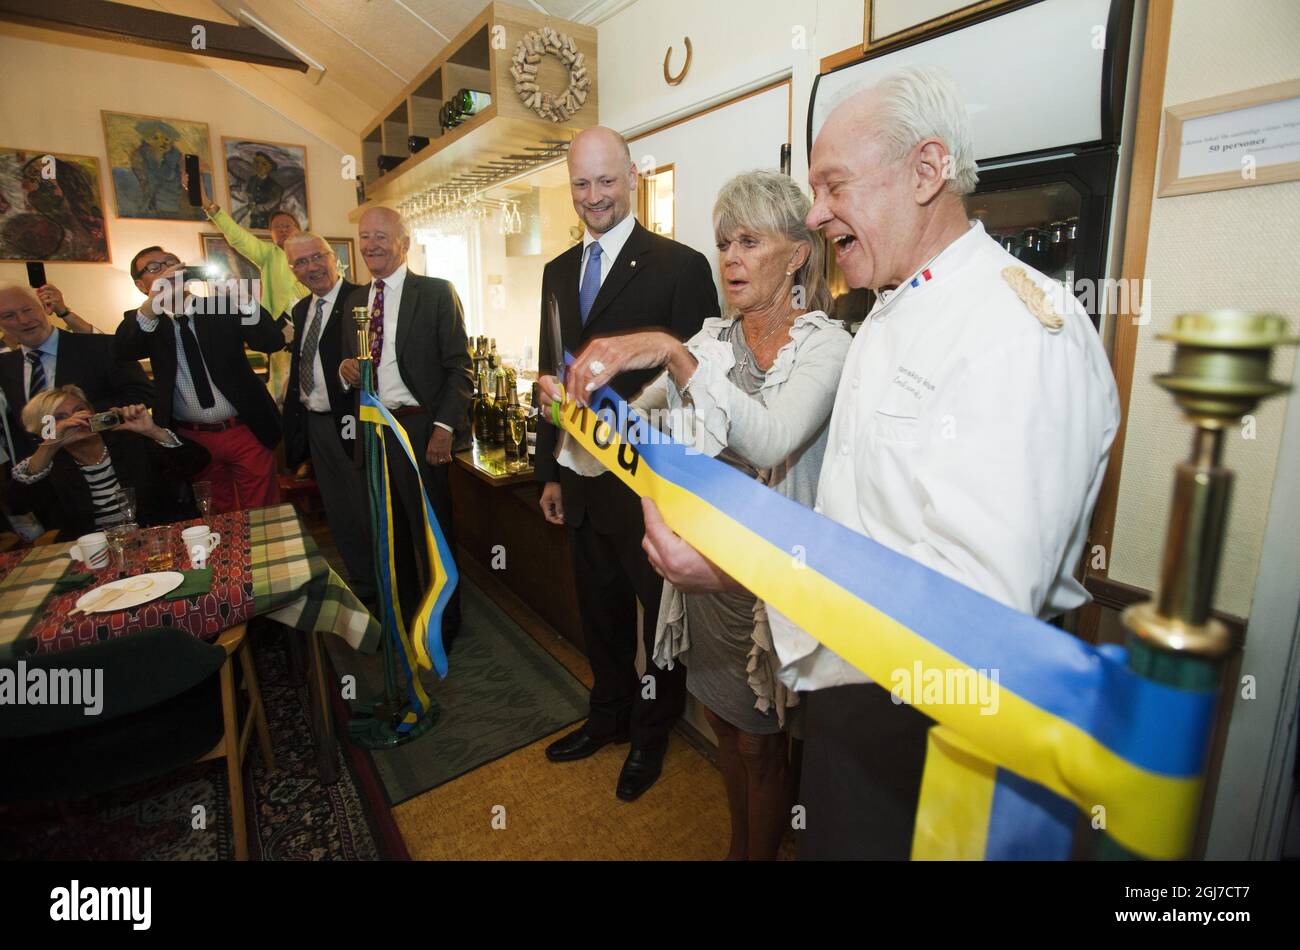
[
  {"left": 0, "top": 282, "right": 153, "bottom": 466},
  {"left": 280, "top": 233, "right": 374, "bottom": 603}
]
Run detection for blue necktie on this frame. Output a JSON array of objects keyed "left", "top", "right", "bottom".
[
  {"left": 26, "top": 351, "right": 47, "bottom": 399},
  {"left": 579, "top": 241, "right": 602, "bottom": 325}
]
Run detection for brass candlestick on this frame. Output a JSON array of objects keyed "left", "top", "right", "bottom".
[
  {"left": 351, "top": 306, "right": 371, "bottom": 364},
  {"left": 1122, "top": 311, "right": 1297, "bottom": 657},
  {"left": 1100, "top": 310, "right": 1296, "bottom": 860}
]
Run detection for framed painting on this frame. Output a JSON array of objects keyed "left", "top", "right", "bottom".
[
  {"left": 199, "top": 232, "right": 264, "bottom": 284},
  {"left": 863, "top": 0, "right": 1029, "bottom": 55},
  {"left": 326, "top": 236, "right": 361, "bottom": 282},
  {"left": 222, "top": 137, "right": 309, "bottom": 230},
  {"left": 0, "top": 147, "right": 110, "bottom": 262},
  {"left": 101, "top": 111, "right": 213, "bottom": 220}
]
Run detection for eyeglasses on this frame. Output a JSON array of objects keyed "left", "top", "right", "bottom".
[
  {"left": 138, "top": 257, "right": 181, "bottom": 276},
  {"left": 289, "top": 251, "right": 332, "bottom": 268}
]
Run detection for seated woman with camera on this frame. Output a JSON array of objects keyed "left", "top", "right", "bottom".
[{"left": 10, "top": 385, "right": 210, "bottom": 539}]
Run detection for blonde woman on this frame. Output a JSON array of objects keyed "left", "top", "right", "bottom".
[
  {"left": 553, "top": 170, "right": 851, "bottom": 859},
  {"left": 11, "top": 385, "right": 209, "bottom": 539}
]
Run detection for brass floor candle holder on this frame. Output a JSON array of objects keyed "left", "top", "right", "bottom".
[
  {"left": 346, "top": 305, "right": 440, "bottom": 749},
  {"left": 1100, "top": 310, "right": 1296, "bottom": 859}
]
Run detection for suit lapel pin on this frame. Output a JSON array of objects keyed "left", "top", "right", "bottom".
[{"left": 630, "top": 260, "right": 637, "bottom": 267}]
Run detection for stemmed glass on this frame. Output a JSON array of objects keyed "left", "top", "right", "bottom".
[{"left": 192, "top": 481, "right": 213, "bottom": 520}]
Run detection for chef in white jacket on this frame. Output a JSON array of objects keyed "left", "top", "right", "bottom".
[{"left": 640, "top": 64, "right": 1120, "bottom": 858}]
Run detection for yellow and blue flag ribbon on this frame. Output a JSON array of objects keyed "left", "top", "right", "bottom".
[
  {"left": 551, "top": 367, "right": 1217, "bottom": 860},
  {"left": 360, "top": 391, "right": 458, "bottom": 681}
]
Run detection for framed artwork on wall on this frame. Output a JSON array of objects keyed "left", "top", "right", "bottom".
[
  {"left": 0, "top": 147, "right": 110, "bottom": 262},
  {"left": 862, "top": 0, "right": 1030, "bottom": 55},
  {"left": 222, "top": 137, "right": 309, "bottom": 230},
  {"left": 325, "top": 236, "right": 360, "bottom": 282},
  {"left": 199, "top": 231, "right": 264, "bottom": 283},
  {"left": 101, "top": 111, "right": 213, "bottom": 221}
]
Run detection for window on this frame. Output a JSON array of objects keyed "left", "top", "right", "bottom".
[{"left": 414, "top": 222, "right": 481, "bottom": 335}]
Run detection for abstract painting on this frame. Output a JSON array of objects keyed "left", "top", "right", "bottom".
[
  {"left": 102, "top": 111, "right": 213, "bottom": 221},
  {"left": 0, "top": 147, "right": 110, "bottom": 262},
  {"left": 223, "top": 138, "right": 309, "bottom": 230}
]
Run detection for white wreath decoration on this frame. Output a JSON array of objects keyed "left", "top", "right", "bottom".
[{"left": 511, "top": 27, "right": 590, "bottom": 123}]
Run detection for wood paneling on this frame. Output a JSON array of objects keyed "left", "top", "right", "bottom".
[{"left": 1078, "top": 0, "right": 1174, "bottom": 640}]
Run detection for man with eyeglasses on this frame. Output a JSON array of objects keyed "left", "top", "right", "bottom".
[
  {"left": 0, "top": 281, "right": 153, "bottom": 465},
  {"left": 114, "top": 246, "right": 289, "bottom": 514},
  {"left": 280, "top": 233, "right": 374, "bottom": 603},
  {"left": 184, "top": 166, "right": 307, "bottom": 412}
]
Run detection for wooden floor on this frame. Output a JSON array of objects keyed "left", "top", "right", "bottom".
[{"left": 303, "top": 512, "right": 746, "bottom": 860}]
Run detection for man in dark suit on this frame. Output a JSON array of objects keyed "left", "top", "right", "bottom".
[
  {"left": 0, "top": 282, "right": 153, "bottom": 463},
  {"left": 535, "top": 126, "right": 720, "bottom": 801},
  {"left": 114, "top": 245, "right": 288, "bottom": 514},
  {"left": 339, "top": 206, "right": 473, "bottom": 647},
  {"left": 281, "top": 232, "right": 374, "bottom": 602}
]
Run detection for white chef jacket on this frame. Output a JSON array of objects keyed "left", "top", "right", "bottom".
[{"left": 767, "top": 221, "right": 1120, "bottom": 692}]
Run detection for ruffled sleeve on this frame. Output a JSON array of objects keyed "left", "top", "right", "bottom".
[{"left": 747, "top": 599, "right": 798, "bottom": 728}]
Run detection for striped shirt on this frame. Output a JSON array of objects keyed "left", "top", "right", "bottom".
[{"left": 77, "top": 454, "right": 125, "bottom": 528}]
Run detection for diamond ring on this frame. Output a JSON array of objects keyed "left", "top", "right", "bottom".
[{"left": 589, "top": 360, "right": 606, "bottom": 376}]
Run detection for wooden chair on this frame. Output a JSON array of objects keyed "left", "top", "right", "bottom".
[
  {"left": 198, "top": 624, "right": 275, "bottom": 860},
  {"left": 0, "top": 623, "right": 274, "bottom": 861}
]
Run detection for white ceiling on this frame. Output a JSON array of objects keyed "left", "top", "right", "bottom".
[{"left": 109, "top": 0, "right": 630, "bottom": 147}]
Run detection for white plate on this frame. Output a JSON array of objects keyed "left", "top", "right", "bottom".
[{"left": 73, "top": 572, "right": 185, "bottom": 613}]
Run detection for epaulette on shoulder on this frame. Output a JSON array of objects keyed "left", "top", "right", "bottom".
[{"left": 1001, "top": 266, "right": 1064, "bottom": 332}]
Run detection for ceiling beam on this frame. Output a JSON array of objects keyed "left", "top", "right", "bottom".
[{"left": 0, "top": 0, "right": 308, "bottom": 71}]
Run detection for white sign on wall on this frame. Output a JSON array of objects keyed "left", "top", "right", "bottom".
[{"left": 1159, "top": 79, "right": 1300, "bottom": 198}]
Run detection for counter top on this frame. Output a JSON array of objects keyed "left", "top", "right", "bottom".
[{"left": 454, "top": 443, "right": 534, "bottom": 487}]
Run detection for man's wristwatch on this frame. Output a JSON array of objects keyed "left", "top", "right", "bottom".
[{"left": 54, "top": 308, "right": 69, "bottom": 318}]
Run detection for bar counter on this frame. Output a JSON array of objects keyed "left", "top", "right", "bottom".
[{"left": 450, "top": 442, "right": 585, "bottom": 654}]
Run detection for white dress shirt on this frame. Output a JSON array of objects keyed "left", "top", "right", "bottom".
[
  {"left": 347, "top": 264, "right": 451, "bottom": 433},
  {"left": 366, "top": 263, "right": 420, "bottom": 410},
  {"left": 136, "top": 297, "right": 240, "bottom": 423},
  {"left": 578, "top": 210, "right": 637, "bottom": 288},
  {"left": 767, "top": 222, "right": 1120, "bottom": 692},
  {"left": 300, "top": 278, "right": 342, "bottom": 413},
  {"left": 20, "top": 327, "right": 59, "bottom": 397},
  {"left": 556, "top": 212, "right": 640, "bottom": 475}
]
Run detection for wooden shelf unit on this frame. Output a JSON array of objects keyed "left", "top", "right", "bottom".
[{"left": 352, "top": 1, "right": 597, "bottom": 221}]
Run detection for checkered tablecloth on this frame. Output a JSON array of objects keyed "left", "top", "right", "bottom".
[{"left": 0, "top": 504, "right": 379, "bottom": 659}]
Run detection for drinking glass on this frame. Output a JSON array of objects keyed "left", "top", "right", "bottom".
[
  {"left": 104, "top": 521, "right": 136, "bottom": 573},
  {"left": 507, "top": 411, "right": 528, "bottom": 471},
  {"left": 192, "top": 481, "right": 213, "bottom": 519},
  {"left": 113, "top": 487, "right": 137, "bottom": 525},
  {"left": 144, "top": 527, "right": 175, "bottom": 573}
]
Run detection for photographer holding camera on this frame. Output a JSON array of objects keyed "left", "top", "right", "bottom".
[
  {"left": 9, "top": 385, "right": 209, "bottom": 540},
  {"left": 114, "top": 246, "right": 288, "bottom": 514}
]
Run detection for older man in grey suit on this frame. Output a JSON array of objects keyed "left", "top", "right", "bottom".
[{"left": 340, "top": 206, "right": 473, "bottom": 648}]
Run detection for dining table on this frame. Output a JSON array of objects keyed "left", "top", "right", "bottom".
[{"left": 0, "top": 503, "right": 379, "bottom": 783}]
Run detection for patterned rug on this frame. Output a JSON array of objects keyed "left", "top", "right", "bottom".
[
  {"left": 0, "top": 626, "right": 405, "bottom": 861},
  {"left": 326, "top": 579, "right": 591, "bottom": 806}
]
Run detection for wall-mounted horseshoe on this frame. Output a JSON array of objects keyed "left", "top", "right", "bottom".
[{"left": 663, "top": 37, "right": 692, "bottom": 86}]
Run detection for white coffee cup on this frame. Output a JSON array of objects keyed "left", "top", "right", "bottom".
[
  {"left": 69, "top": 532, "right": 111, "bottom": 569},
  {"left": 181, "top": 525, "right": 221, "bottom": 568}
]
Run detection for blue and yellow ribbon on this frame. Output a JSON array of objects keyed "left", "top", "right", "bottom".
[
  {"left": 359, "top": 391, "right": 457, "bottom": 683},
  {"left": 551, "top": 373, "right": 1217, "bottom": 860}
]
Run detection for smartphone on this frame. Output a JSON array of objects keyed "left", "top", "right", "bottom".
[
  {"left": 88, "top": 411, "right": 122, "bottom": 433},
  {"left": 184, "top": 154, "right": 202, "bottom": 205},
  {"left": 26, "top": 261, "right": 46, "bottom": 289}
]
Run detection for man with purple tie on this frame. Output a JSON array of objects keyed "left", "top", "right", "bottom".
[
  {"left": 339, "top": 206, "right": 473, "bottom": 649},
  {"left": 534, "top": 127, "right": 719, "bottom": 801}
]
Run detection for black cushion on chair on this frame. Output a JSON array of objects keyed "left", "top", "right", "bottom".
[{"left": 0, "top": 628, "right": 230, "bottom": 803}]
